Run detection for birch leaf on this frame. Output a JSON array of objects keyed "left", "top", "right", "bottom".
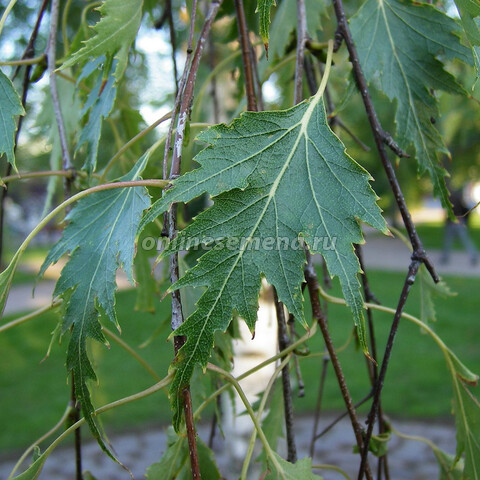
[
  {"left": 0, "top": 68, "right": 25, "bottom": 170},
  {"left": 39, "top": 153, "right": 151, "bottom": 453},
  {"left": 141, "top": 87, "right": 387, "bottom": 429},
  {"left": 60, "top": 0, "right": 143, "bottom": 80},
  {"left": 350, "top": 0, "right": 472, "bottom": 213}
]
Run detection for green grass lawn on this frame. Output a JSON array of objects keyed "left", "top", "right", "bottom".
[{"left": 1, "top": 270, "right": 479, "bottom": 455}]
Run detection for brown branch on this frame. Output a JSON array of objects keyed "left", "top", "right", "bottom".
[
  {"left": 47, "top": 0, "right": 73, "bottom": 175},
  {"left": 294, "top": 0, "right": 307, "bottom": 104},
  {"left": 309, "top": 352, "right": 329, "bottom": 457},
  {"left": 304, "top": 254, "right": 373, "bottom": 480},
  {"left": 331, "top": 0, "right": 438, "bottom": 283},
  {"left": 0, "top": 0, "right": 49, "bottom": 269},
  {"left": 313, "top": 392, "right": 373, "bottom": 441},
  {"left": 273, "top": 289, "right": 297, "bottom": 463},
  {"left": 288, "top": 314, "right": 305, "bottom": 397},
  {"left": 355, "top": 245, "right": 391, "bottom": 480},
  {"left": 165, "top": 2, "right": 223, "bottom": 478},
  {"left": 208, "top": 34, "right": 220, "bottom": 124},
  {"left": 358, "top": 260, "right": 420, "bottom": 480},
  {"left": 235, "top": 0, "right": 257, "bottom": 111},
  {"left": 166, "top": 0, "right": 179, "bottom": 94}
]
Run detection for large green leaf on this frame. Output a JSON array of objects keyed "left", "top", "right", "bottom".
[
  {"left": 350, "top": 0, "right": 472, "bottom": 212},
  {"left": 0, "top": 68, "right": 25, "bottom": 170},
  {"left": 39, "top": 153, "right": 151, "bottom": 452},
  {"left": 141, "top": 87, "right": 387, "bottom": 429},
  {"left": 60, "top": 0, "right": 143, "bottom": 80}
]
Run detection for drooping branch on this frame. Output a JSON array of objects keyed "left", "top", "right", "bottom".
[
  {"left": 273, "top": 290, "right": 298, "bottom": 463},
  {"left": 330, "top": 3, "right": 439, "bottom": 477},
  {"left": 304, "top": 254, "right": 373, "bottom": 480},
  {"left": 331, "top": 0, "right": 437, "bottom": 283},
  {"left": 0, "top": 0, "right": 49, "bottom": 269},
  {"left": 355, "top": 245, "right": 391, "bottom": 480},
  {"left": 165, "top": 2, "right": 223, "bottom": 478},
  {"left": 235, "top": 0, "right": 257, "bottom": 111},
  {"left": 294, "top": 0, "right": 307, "bottom": 104},
  {"left": 358, "top": 260, "right": 420, "bottom": 480},
  {"left": 47, "top": 0, "right": 73, "bottom": 174}
]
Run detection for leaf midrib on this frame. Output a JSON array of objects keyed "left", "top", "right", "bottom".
[{"left": 175, "top": 95, "right": 323, "bottom": 385}]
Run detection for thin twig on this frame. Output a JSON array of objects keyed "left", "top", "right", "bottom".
[
  {"left": 304, "top": 253, "right": 373, "bottom": 480},
  {"left": 166, "top": 2, "right": 223, "bottom": 478},
  {"left": 0, "top": 0, "right": 49, "bottom": 269},
  {"left": 166, "top": 0, "right": 179, "bottom": 94},
  {"left": 331, "top": 0, "right": 438, "bottom": 283},
  {"left": 335, "top": 118, "right": 371, "bottom": 152},
  {"left": 294, "top": 0, "right": 307, "bottom": 104},
  {"left": 47, "top": 0, "right": 73, "bottom": 175},
  {"left": 288, "top": 314, "right": 305, "bottom": 397},
  {"left": 355, "top": 245, "right": 390, "bottom": 480},
  {"left": 358, "top": 260, "right": 420, "bottom": 480},
  {"left": 0, "top": 55, "right": 45, "bottom": 66},
  {"left": 208, "top": 34, "right": 220, "bottom": 123},
  {"left": 309, "top": 353, "right": 329, "bottom": 457},
  {"left": 2, "top": 170, "right": 80, "bottom": 183},
  {"left": 273, "top": 289, "right": 297, "bottom": 462},
  {"left": 314, "top": 392, "right": 373, "bottom": 441},
  {"left": 250, "top": 43, "right": 264, "bottom": 110},
  {"left": 235, "top": 0, "right": 257, "bottom": 111}
]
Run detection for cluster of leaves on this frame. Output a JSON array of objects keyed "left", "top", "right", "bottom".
[{"left": 1, "top": 0, "right": 480, "bottom": 478}]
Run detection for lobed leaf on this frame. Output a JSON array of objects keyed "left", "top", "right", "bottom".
[
  {"left": 39, "top": 153, "right": 151, "bottom": 453},
  {"left": 0, "top": 68, "right": 25, "bottom": 170},
  {"left": 350, "top": 0, "right": 473, "bottom": 214},
  {"left": 60, "top": 0, "right": 143, "bottom": 80},
  {"left": 141, "top": 88, "right": 387, "bottom": 429}
]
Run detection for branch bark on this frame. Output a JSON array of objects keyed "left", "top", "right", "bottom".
[
  {"left": 331, "top": 0, "right": 438, "bottom": 282},
  {"left": 235, "top": 0, "right": 257, "bottom": 111},
  {"left": 294, "top": 0, "right": 307, "bottom": 104},
  {"left": 273, "top": 290, "right": 298, "bottom": 463},
  {"left": 0, "top": 0, "right": 49, "bottom": 269},
  {"left": 358, "top": 260, "right": 420, "bottom": 480},
  {"left": 165, "top": 2, "right": 223, "bottom": 478},
  {"left": 304, "top": 254, "right": 373, "bottom": 480}
]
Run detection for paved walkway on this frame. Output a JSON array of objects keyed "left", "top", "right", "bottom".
[
  {"left": 3, "top": 234, "right": 479, "bottom": 317},
  {"left": 0, "top": 414, "right": 456, "bottom": 480}
]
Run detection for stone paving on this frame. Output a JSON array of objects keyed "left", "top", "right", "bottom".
[{"left": 0, "top": 414, "right": 456, "bottom": 479}]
